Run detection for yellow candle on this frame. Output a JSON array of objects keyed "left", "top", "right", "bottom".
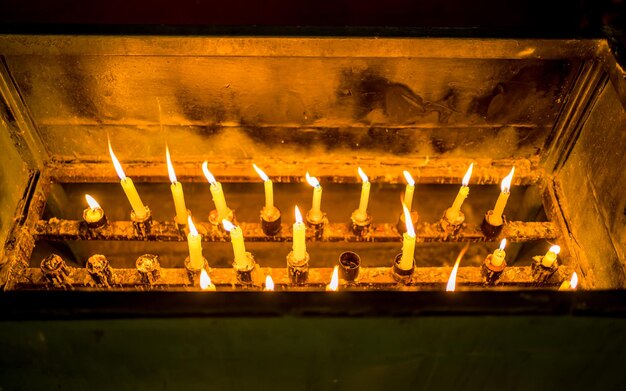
[
  {"left": 166, "top": 146, "right": 188, "bottom": 225},
  {"left": 108, "top": 140, "right": 148, "bottom": 219},
  {"left": 200, "top": 269, "right": 216, "bottom": 291},
  {"left": 187, "top": 216, "right": 204, "bottom": 270},
  {"left": 491, "top": 238, "right": 507, "bottom": 267},
  {"left": 558, "top": 272, "right": 578, "bottom": 291},
  {"left": 223, "top": 220, "right": 250, "bottom": 269},
  {"left": 84, "top": 194, "right": 104, "bottom": 222},
  {"left": 399, "top": 204, "right": 416, "bottom": 270},
  {"left": 202, "top": 162, "right": 230, "bottom": 219},
  {"left": 403, "top": 170, "right": 415, "bottom": 211},
  {"left": 306, "top": 172, "right": 323, "bottom": 221},
  {"left": 490, "top": 167, "right": 515, "bottom": 226},
  {"left": 293, "top": 206, "right": 307, "bottom": 260},
  {"left": 357, "top": 167, "right": 370, "bottom": 217},
  {"left": 253, "top": 164, "right": 274, "bottom": 209},
  {"left": 542, "top": 245, "right": 561, "bottom": 267},
  {"left": 447, "top": 163, "right": 473, "bottom": 221}
]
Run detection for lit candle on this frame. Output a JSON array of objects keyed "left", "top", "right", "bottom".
[
  {"left": 222, "top": 219, "right": 250, "bottom": 269},
  {"left": 490, "top": 167, "right": 515, "bottom": 226},
  {"left": 253, "top": 164, "right": 274, "bottom": 210},
  {"left": 84, "top": 194, "right": 104, "bottom": 223},
  {"left": 264, "top": 275, "right": 275, "bottom": 291},
  {"left": 292, "top": 206, "right": 307, "bottom": 261},
  {"left": 447, "top": 163, "right": 474, "bottom": 221},
  {"left": 166, "top": 146, "right": 188, "bottom": 225},
  {"left": 559, "top": 272, "right": 578, "bottom": 291},
  {"left": 491, "top": 238, "right": 507, "bottom": 267},
  {"left": 187, "top": 215, "right": 204, "bottom": 270},
  {"left": 327, "top": 266, "right": 339, "bottom": 291},
  {"left": 306, "top": 172, "right": 323, "bottom": 221},
  {"left": 108, "top": 139, "right": 148, "bottom": 219},
  {"left": 446, "top": 244, "right": 470, "bottom": 292},
  {"left": 202, "top": 162, "right": 230, "bottom": 220},
  {"left": 542, "top": 245, "right": 561, "bottom": 268},
  {"left": 399, "top": 204, "right": 416, "bottom": 270},
  {"left": 403, "top": 170, "right": 415, "bottom": 211},
  {"left": 200, "top": 269, "right": 216, "bottom": 291},
  {"left": 356, "top": 167, "right": 371, "bottom": 218}
]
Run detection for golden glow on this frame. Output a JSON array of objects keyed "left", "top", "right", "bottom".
[
  {"left": 295, "top": 205, "right": 303, "bottom": 224},
  {"left": 403, "top": 203, "right": 415, "bottom": 237},
  {"left": 165, "top": 145, "right": 177, "bottom": 184},
  {"left": 357, "top": 167, "right": 369, "bottom": 183},
  {"left": 327, "top": 266, "right": 339, "bottom": 291},
  {"left": 108, "top": 138, "right": 126, "bottom": 180},
  {"left": 549, "top": 245, "right": 561, "bottom": 255},
  {"left": 446, "top": 244, "right": 470, "bottom": 292},
  {"left": 201, "top": 161, "right": 217, "bottom": 184},
  {"left": 306, "top": 172, "right": 320, "bottom": 188},
  {"left": 265, "top": 275, "right": 275, "bottom": 291},
  {"left": 403, "top": 170, "right": 415, "bottom": 186},
  {"left": 462, "top": 163, "right": 474, "bottom": 187},
  {"left": 501, "top": 167, "right": 515, "bottom": 193},
  {"left": 222, "top": 219, "right": 235, "bottom": 232},
  {"left": 85, "top": 194, "right": 100, "bottom": 210},
  {"left": 499, "top": 238, "right": 507, "bottom": 251},
  {"left": 252, "top": 163, "right": 269, "bottom": 182},
  {"left": 570, "top": 272, "right": 579, "bottom": 289},
  {"left": 188, "top": 215, "right": 199, "bottom": 236},
  {"left": 200, "top": 269, "right": 213, "bottom": 290}
]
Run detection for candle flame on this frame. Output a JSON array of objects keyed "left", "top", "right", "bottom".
[
  {"left": 265, "top": 275, "right": 275, "bottom": 291},
  {"left": 85, "top": 194, "right": 101, "bottom": 209},
  {"left": 222, "top": 219, "right": 235, "bottom": 232},
  {"left": 327, "top": 266, "right": 339, "bottom": 291},
  {"left": 357, "top": 167, "right": 369, "bottom": 183},
  {"left": 188, "top": 215, "right": 199, "bottom": 236},
  {"left": 549, "top": 245, "right": 561, "bottom": 255},
  {"left": 499, "top": 238, "right": 507, "bottom": 251},
  {"left": 108, "top": 138, "right": 127, "bottom": 180},
  {"left": 252, "top": 163, "right": 269, "bottom": 182},
  {"left": 570, "top": 272, "right": 578, "bottom": 289},
  {"left": 202, "top": 161, "right": 217, "bottom": 184},
  {"left": 165, "top": 145, "right": 177, "bottom": 184},
  {"left": 200, "top": 269, "right": 213, "bottom": 290},
  {"left": 403, "top": 203, "right": 415, "bottom": 237},
  {"left": 446, "top": 243, "right": 470, "bottom": 292},
  {"left": 461, "top": 163, "right": 474, "bottom": 187},
  {"left": 295, "top": 205, "right": 303, "bottom": 223},
  {"left": 403, "top": 170, "right": 415, "bottom": 186},
  {"left": 500, "top": 167, "right": 515, "bottom": 193},
  {"left": 306, "top": 172, "right": 320, "bottom": 188}
]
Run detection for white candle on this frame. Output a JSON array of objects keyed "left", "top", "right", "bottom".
[
  {"left": 108, "top": 139, "right": 148, "bottom": 219},
  {"left": 490, "top": 167, "right": 515, "bottom": 226},
  {"left": 542, "top": 245, "right": 561, "bottom": 267},
  {"left": 447, "top": 163, "right": 473, "bottom": 221},
  {"left": 306, "top": 172, "right": 323, "bottom": 221},
  {"left": 223, "top": 219, "right": 250, "bottom": 269},
  {"left": 166, "top": 146, "right": 189, "bottom": 225},
  {"left": 202, "top": 162, "right": 230, "bottom": 219},
  {"left": 399, "top": 204, "right": 416, "bottom": 270},
  {"left": 403, "top": 170, "right": 415, "bottom": 211},
  {"left": 187, "top": 216, "right": 204, "bottom": 270},
  {"left": 356, "top": 167, "right": 370, "bottom": 217},
  {"left": 292, "top": 206, "right": 307, "bottom": 260},
  {"left": 253, "top": 164, "right": 274, "bottom": 210},
  {"left": 491, "top": 238, "right": 507, "bottom": 267}
]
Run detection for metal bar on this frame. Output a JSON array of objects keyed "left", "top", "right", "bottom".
[{"left": 34, "top": 219, "right": 557, "bottom": 243}]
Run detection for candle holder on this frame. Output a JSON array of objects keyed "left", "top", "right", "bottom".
[
  {"left": 131, "top": 207, "right": 152, "bottom": 237},
  {"left": 184, "top": 256, "right": 210, "bottom": 285},
  {"left": 339, "top": 251, "right": 361, "bottom": 282},
  {"left": 135, "top": 254, "right": 161, "bottom": 286},
  {"left": 208, "top": 208, "right": 235, "bottom": 232},
  {"left": 391, "top": 253, "right": 415, "bottom": 284},
  {"left": 396, "top": 210, "right": 419, "bottom": 235},
  {"left": 305, "top": 211, "right": 327, "bottom": 240},
  {"left": 480, "top": 210, "right": 506, "bottom": 238},
  {"left": 439, "top": 208, "right": 465, "bottom": 235},
  {"left": 481, "top": 254, "right": 507, "bottom": 285},
  {"left": 260, "top": 207, "right": 282, "bottom": 236},
  {"left": 40, "top": 254, "right": 72, "bottom": 287},
  {"left": 530, "top": 255, "right": 559, "bottom": 284},
  {"left": 233, "top": 253, "right": 257, "bottom": 285},
  {"left": 86, "top": 254, "right": 115, "bottom": 287},
  {"left": 350, "top": 210, "right": 372, "bottom": 237},
  {"left": 82, "top": 207, "right": 108, "bottom": 229},
  {"left": 286, "top": 251, "right": 309, "bottom": 284}
]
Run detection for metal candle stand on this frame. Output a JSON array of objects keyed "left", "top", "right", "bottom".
[
  {"left": 208, "top": 208, "right": 235, "bottom": 232},
  {"left": 82, "top": 207, "right": 108, "bottom": 229},
  {"left": 234, "top": 253, "right": 257, "bottom": 285},
  {"left": 86, "top": 254, "right": 115, "bottom": 287},
  {"left": 531, "top": 256, "right": 559, "bottom": 283},
  {"left": 339, "top": 251, "right": 361, "bottom": 283},
  {"left": 184, "top": 257, "right": 210, "bottom": 285},
  {"left": 350, "top": 210, "right": 372, "bottom": 238},
  {"left": 40, "top": 254, "right": 72, "bottom": 287},
  {"left": 396, "top": 210, "right": 419, "bottom": 235},
  {"left": 286, "top": 251, "right": 310, "bottom": 284},
  {"left": 481, "top": 254, "right": 507, "bottom": 285},
  {"left": 131, "top": 207, "right": 152, "bottom": 237},
  {"left": 135, "top": 254, "right": 161, "bottom": 286},
  {"left": 439, "top": 208, "right": 465, "bottom": 236},
  {"left": 305, "top": 210, "right": 327, "bottom": 240},
  {"left": 260, "top": 207, "right": 282, "bottom": 236},
  {"left": 481, "top": 210, "right": 506, "bottom": 238},
  {"left": 392, "top": 253, "right": 415, "bottom": 284}
]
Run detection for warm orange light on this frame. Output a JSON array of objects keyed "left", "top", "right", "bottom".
[
  {"left": 200, "top": 269, "right": 214, "bottom": 290},
  {"left": 462, "top": 163, "right": 474, "bottom": 187},
  {"left": 252, "top": 163, "right": 269, "bottom": 182},
  {"left": 202, "top": 161, "right": 217, "bottom": 185},
  {"left": 222, "top": 219, "right": 235, "bottom": 232},
  {"left": 295, "top": 206, "right": 303, "bottom": 224},
  {"left": 403, "top": 203, "right": 415, "bottom": 237},
  {"left": 501, "top": 167, "right": 515, "bottom": 193},
  {"left": 327, "top": 266, "right": 339, "bottom": 291},
  {"left": 85, "top": 194, "right": 101, "bottom": 210},
  {"left": 265, "top": 275, "right": 275, "bottom": 291},
  {"left": 403, "top": 170, "right": 415, "bottom": 186},
  {"left": 306, "top": 172, "right": 320, "bottom": 188},
  {"left": 570, "top": 272, "right": 578, "bottom": 289},
  {"left": 188, "top": 215, "right": 199, "bottom": 236},
  {"left": 549, "top": 245, "right": 561, "bottom": 255},
  {"left": 108, "top": 138, "right": 126, "bottom": 180},
  {"left": 446, "top": 244, "right": 470, "bottom": 292},
  {"left": 499, "top": 238, "right": 507, "bottom": 251},
  {"left": 357, "top": 167, "right": 369, "bottom": 183},
  {"left": 165, "top": 145, "right": 177, "bottom": 184}
]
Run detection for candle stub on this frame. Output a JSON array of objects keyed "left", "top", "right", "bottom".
[{"left": 306, "top": 172, "right": 324, "bottom": 223}]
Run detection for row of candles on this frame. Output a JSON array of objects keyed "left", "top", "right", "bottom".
[{"left": 79, "top": 140, "right": 578, "bottom": 291}]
